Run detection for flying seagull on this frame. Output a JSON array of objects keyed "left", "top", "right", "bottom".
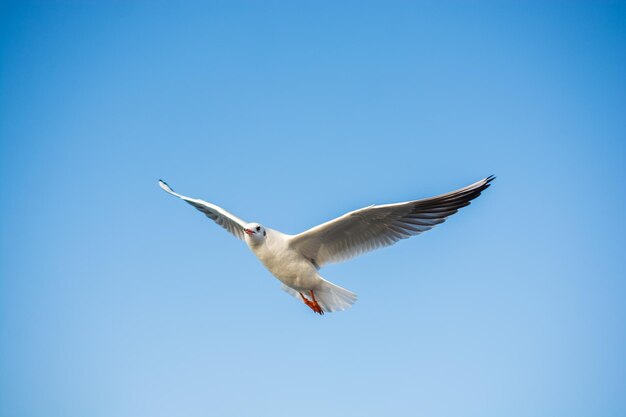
[{"left": 159, "top": 176, "right": 494, "bottom": 315}]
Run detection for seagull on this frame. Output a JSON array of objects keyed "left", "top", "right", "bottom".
[{"left": 159, "top": 176, "right": 494, "bottom": 315}]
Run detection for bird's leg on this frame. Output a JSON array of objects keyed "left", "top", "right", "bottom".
[
  {"left": 299, "top": 292, "right": 318, "bottom": 314},
  {"left": 299, "top": 291, "right": 324, "bottom": 315},
  {"left": 309, "top": 290, "right": 323, "bottom": 315}
]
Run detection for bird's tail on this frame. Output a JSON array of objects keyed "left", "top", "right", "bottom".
[{"left": 281, "top": 278, "right": 357, "bottom": 313}]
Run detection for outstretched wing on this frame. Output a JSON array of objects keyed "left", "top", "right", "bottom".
[
  {"left": 288, "top": 176, "right": 494, "bottom": 267},
  {"left": 159, "top": 180, "right": 247, "bottom": 240}
]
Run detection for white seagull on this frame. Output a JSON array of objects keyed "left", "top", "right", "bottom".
[{"left": 159, "top": 176, "right": 494, "bottom": 315}]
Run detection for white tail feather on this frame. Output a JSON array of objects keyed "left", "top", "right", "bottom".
[{"left": 281, "top": 278, "right": 357, "bottom": 313}]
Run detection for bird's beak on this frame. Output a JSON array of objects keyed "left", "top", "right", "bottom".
[{"left": 244, "top": 228, "right": 254, "bottom": 235}]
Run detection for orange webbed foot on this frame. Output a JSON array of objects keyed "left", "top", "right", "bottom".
[{"left": 299, "top": 291, "right": 324, "bottom": 315}]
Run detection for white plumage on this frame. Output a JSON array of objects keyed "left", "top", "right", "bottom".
[{"left": 159, "top": 176, "right": 494, "bottom": 314}]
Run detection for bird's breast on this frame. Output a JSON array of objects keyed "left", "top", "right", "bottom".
[{"left": 251, "top": 240, "right": 316, "bottom": 285}]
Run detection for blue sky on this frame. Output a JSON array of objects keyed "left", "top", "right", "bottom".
[{"left": 1, "top": 1, "right": 625, "bottom": 416}]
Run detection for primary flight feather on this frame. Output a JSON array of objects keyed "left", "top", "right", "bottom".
[{"left": 159, "top": 176, "right": 494, "bottom": 315}]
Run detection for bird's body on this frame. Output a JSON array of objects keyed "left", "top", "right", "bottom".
[
  {"left": 245, "top": 228, "right": 357, "bottom": 313},
  {"left": 249, "top": 228, "right": 318, "bottom": 290},
  {"left": 159, "top": 176, "right": 494, "bottom": 314}
]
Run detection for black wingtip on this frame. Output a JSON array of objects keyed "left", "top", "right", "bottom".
[
  {"left": 158, "top": 179, "right": 174, "bottom": 193},
  {"left": 483, "top": 175, "right": 496, "bottom": 189}
]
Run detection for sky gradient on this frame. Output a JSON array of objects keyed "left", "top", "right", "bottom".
[{"left": 1, "top": 2, "right": 625, "bottom": 416}]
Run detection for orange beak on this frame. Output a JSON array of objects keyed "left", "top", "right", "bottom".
[{"left": 244, "top": 229, "right": 254, "bottom": 235}]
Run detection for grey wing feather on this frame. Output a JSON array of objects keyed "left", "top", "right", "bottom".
[
  {"left": 158, "top": 180, "right": 247, "bottom": 240},
  {"left": 288, "top": 176, "right": 494, "bottom": 267}
]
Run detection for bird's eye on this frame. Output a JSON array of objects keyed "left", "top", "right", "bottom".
[{"left": 256, "top": 226, "right": 261, "bottom": 231}]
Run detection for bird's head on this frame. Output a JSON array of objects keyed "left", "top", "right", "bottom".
[{"left": 243, "top": 223, "right": 266, "bottom": 244}]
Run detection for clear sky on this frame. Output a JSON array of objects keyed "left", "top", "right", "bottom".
[{"left": 1, "top": 1, "right": 625, "bottom": 416}]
